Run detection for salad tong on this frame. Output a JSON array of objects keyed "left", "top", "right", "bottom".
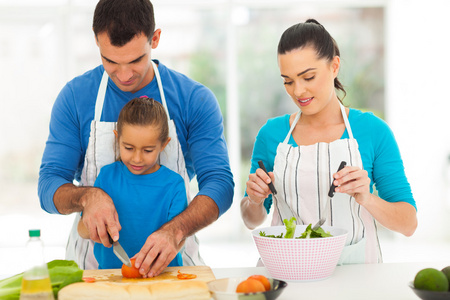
[
  {"left": 312, "top": 161, "right": 347, "bottom": 230},
  {"left": 257, "top": 161, "right": 299, "bottom": 225}
]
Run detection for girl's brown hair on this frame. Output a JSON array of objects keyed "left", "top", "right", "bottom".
[{"left": 117, "top": 97, "right": 169, "bottom": 143}]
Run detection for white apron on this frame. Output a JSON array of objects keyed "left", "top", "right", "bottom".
[
  {"left": 65, "top": 61, "right": 205, "bottom": 269},
  {"left": 271, "top": 104, "right": 382, "bottom": 264}
]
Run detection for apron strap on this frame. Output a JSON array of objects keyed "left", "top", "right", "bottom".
[
  {"left": 283, "top": 103, "right": 353, "bottom": 143},
  {"left": 94, "top": 71, "right": 109, "bottom": 122},
  {"left": 95, "top": 63, "right": 170, "bottom": 122},
  {"left": 283, "top": 111, "right": 301, "bottom": 144},
  {"left": 340, "top": 103, "right": 353, "bottom": 139},
  {"left": 151, "top": 61, "right": 171, "bottom": 120}
]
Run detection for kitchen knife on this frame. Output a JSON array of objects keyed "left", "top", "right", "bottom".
[{"left": 108, "top": 233, "right": 132, "bottom": 267}]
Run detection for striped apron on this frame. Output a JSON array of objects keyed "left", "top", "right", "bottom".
[
  {"left": 271, "top": 103, "right": 382, "bottom": 264},
  {"left": 65, "top": 61, "right": 204, "bottom": 269}
]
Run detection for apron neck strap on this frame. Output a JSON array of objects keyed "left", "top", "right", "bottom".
[
  {"left": 340, "top": 103, "right": 353, "bottom": 139},
  {"left": 283, "top": 102, "right": 353, "bottom": 144},
  {"left": 94, "top": 62, "right": 171, "bottom": 122},
  {"left": 283, "top": 111, "right": 301, "bottom": 144},
  {"left": 94, "top": 71, "right": 109, "bottom": 121},
  {"left": 151, "top": 61, "right": 171, "bottom": 120}
]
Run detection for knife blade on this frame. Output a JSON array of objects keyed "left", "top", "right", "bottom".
[{"left": 108, "top": 233, "right": 132, "bottom": 267}]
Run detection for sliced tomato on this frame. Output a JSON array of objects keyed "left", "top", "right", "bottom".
[
  {"left": 177, "top": 270, "right": 197, "bottom": 280},
  {"left": 82, "top": 277, "right": 96, "bottom": 283}
]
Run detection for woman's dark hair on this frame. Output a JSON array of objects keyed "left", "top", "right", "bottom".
[
  {"left": 278, "top": 19, "right": 346, "bottom": 100},
  {"left": 117, "top": 97, "right": 169, "bottom": 143},
  {"left": 93, "top": 0, "right": 155, "bottom": 46}
]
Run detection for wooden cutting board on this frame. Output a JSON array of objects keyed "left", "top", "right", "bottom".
[
  {"left": 82, "top": 265, "right": 216, "bottom": 283},
  {"left": 58, "top": 266, "right": 215, "bottom": 299}
]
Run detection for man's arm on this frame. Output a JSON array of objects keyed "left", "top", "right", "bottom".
[
  {"left": 54, "top": 183, "right": 121, "bottom": 246},
  {"left": 134, "top": 195, "right": 218, "bottom": 277}
]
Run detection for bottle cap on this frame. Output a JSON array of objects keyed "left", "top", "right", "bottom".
[{"left": 29, "top": 229, "right": 41, "bottom": 237}]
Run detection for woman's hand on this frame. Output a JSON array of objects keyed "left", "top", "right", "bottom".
[
  {"left": 246, "top": 168, "right": 275, "bottom": 205},
  {"left": 333, "top": 166, "right": 371, "bottom": 205},
  {"left": 241, "top": 167, "right": 273, "bottom": 229}
]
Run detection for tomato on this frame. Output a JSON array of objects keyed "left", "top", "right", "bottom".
[
  {"left": 177, "top": 270, "right": 197, "bottom": 280},
  {"left": 248, "top": 275, "right": 271, "bottom": 291},
  {"left": 82, "top": 277, "right": 96, "bottom": 283},
  {"left": 121, "top": 258, "right": 142, "bottom": 278}
]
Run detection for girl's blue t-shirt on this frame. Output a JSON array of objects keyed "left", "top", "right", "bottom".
[
  {"left": 93, "top": 162, "right": 187, "bottom": 269},
  {"left": 248, "top": 108, "right": 416, "bottom": 213}
]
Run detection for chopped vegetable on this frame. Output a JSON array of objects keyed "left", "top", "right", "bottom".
[
  {"left": 0, "top": 260, "right": 83, "bottom": 300},
  {"left": 177, "top": 270, "right": 197, "bottom": 280},
  {"left": 259, "top": 218, "right": 333, "bottom": 239}
]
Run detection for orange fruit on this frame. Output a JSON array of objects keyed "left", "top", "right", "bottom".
[
  {"left": 121, "top": 258, "right": 142, "bottom": 278},
  {"left": 236, "top": 278, "right": 266, "bottom": 293},
  {"left": 248, "top": 275, "right": 271, "bottom": 291}
]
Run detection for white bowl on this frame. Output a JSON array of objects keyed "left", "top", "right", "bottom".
[
  {"left": 208, "top": 277, "right": 287, "bottom": 300},
  {"left": 252, "top": 225, "right": 347, "bottom": 281}
]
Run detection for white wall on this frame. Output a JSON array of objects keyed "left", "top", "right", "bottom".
[{"left": 386, "top": 0, "right": 450, "bottom": 244}]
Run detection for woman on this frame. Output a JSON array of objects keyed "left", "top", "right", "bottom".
[{"left": 241, "top": 19, "right": 417, "bottom": 264}]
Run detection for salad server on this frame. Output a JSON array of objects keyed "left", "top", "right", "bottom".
[
  {"left": 257, "top": 160, "right": 300, "bottom": 225},
  {"left": 312, "top": 161, "right": 347, "bottom": 230}
]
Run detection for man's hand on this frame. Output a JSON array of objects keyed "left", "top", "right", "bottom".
[
  {"left": 133, "top": 195, "right": 219, "bottom": 277},
  {"left": 134, "top": 226, "right": 185, "bottom": 278},
  {"left": 54, "top": 183, "right": 121, "bottom": 247},
  {"left": 81, "top": 188, "right": 121, "bottom": 246}
]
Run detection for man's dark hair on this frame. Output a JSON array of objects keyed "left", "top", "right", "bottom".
[{"left": 93, "top": 0, "right": 155, "bottom": 46}]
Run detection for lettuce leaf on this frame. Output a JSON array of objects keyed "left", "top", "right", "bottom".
[
  {"left": 283, "top": 217, "right": 297, "bottom": 239},
  {"left": 259, "top": 231, "right": 284, "bottom": 238},
  {"left": 0, "top": 260, "right": 83, "bottom": 300},
  {"left": 297, "top": 224, "right": 333, "bottom": 239},
  {"left": 259, "top": 219, "right": 333, "bottom": 239}
]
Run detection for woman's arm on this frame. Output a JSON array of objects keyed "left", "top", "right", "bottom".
[
  {"left": 241, "top": 197, "right": 267, "bottom": 230},
  {"left": 360, "top": 194, "right": 417, "bottom": 236},
  {"left": 336, "top": 112, "right": 418, "bottom": 237},
  {"left": 334, "top": 165, "right": 417, "bottom": 236},
  {"left": 240, "top": 169, "right": 274, "bottom": 229}
]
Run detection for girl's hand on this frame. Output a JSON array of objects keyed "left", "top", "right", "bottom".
[
  {"left": 246, "top": 168, "right": 275, "bottom": 205},
  {"left": 333, "top": 166, "right": 372, "bottom": 205}
]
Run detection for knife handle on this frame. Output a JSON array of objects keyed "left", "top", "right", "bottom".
[
  {"left": 258, "top": 160, "right": 277, "bottom": 195},
  {"left": 328, "top": 161, "right": 347, "bottom": 197},
  {"left": 107, "top": 232, "right": 114, "bottom": 245}
]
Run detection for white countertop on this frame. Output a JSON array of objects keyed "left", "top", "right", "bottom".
[{"left": 212, "top": 261, "right": 450, "bottom": 300}]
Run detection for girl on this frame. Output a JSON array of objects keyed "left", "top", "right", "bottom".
[
  {"left": 78, "top": 97, "right": 187, "bottom": 269},
  {"left": 241, "top": 19, "right": 417, "bottom": 264}
]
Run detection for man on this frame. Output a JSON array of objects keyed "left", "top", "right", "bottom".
[{"left": 38, "top": 0, "right": 234, "bottom": 277}]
